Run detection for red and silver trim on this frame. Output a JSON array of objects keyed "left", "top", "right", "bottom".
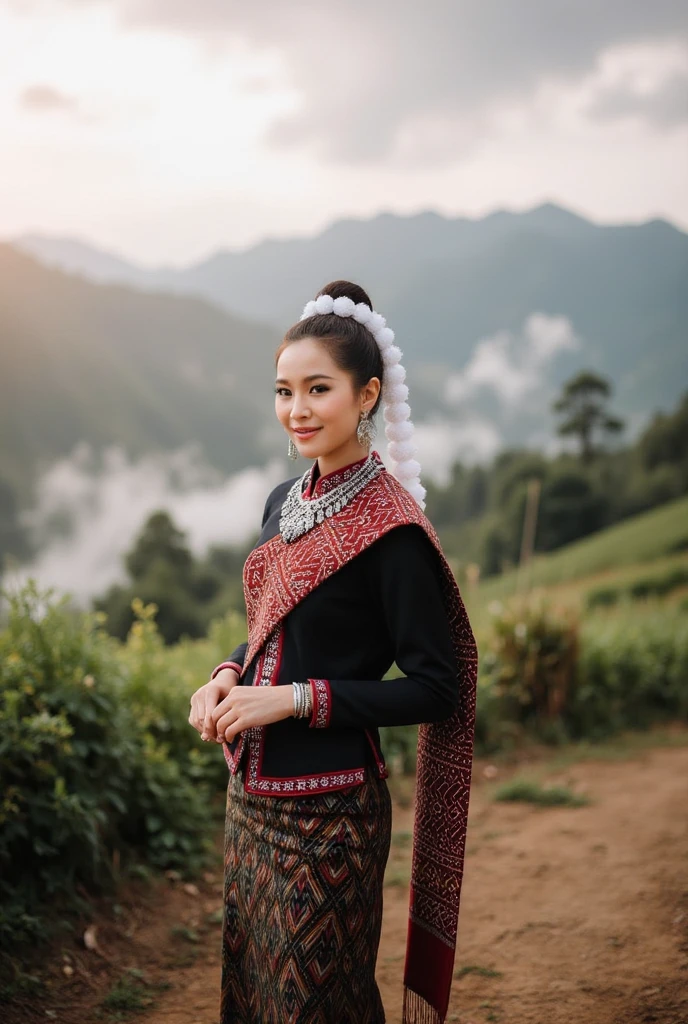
[{"left": 308, "top": 678, "right": 331, "bottom": 728}]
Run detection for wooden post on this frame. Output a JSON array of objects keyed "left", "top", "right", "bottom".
[{"left": 517, "top": 478, "right": 541, "bottom": 594}]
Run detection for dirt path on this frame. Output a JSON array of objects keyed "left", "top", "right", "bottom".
[{"left": 9, "top": 740, "right": 688, "bottom": 1024}]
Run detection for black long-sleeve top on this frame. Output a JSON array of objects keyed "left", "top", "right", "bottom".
[{"left": 218, "top": 455, "right": 459, "bottom": 791}]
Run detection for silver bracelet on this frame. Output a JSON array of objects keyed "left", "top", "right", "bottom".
[{"left": 291, "top": 681, "right": 312, "bottom": 719}]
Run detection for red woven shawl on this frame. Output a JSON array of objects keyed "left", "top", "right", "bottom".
[{"left": 241, "top": 468, "right": 478, "bottom": 1023}]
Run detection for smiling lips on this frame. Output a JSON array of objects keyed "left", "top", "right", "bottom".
[{"left": 293, "top": 427, "right": 322, "bottom": 437}]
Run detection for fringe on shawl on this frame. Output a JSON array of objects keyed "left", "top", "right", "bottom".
[{"left": 402, "top": 986, "right": 444, "bottom": 1024}]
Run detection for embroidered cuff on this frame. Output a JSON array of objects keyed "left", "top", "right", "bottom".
[
  {"left": 308, "top": 678, "right": 331, "bottom": 728},
  {"left": 210, "top": 661, "right": 243, "bottom": 681}
]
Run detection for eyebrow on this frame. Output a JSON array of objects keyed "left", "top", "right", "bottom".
[{"left": 274, "top": 374, "right": 336, "bottom": 384}]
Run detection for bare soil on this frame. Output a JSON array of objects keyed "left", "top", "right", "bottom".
[{"left": 5, "top": 738, "right": 688, "bottom": 1024}]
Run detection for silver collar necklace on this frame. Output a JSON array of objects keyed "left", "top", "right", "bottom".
[{"left": 279, "top": 451, "right": 384, "bottom": 543}]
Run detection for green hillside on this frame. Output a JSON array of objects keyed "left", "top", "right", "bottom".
[
  {"left": 0, "top": 246, "right": 282, "bottom": 503},
  {"left": 477, "top": 495, "right": 688, "bottom": 603}
]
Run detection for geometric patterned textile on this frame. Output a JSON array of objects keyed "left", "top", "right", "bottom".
[
  {"left": 221, "top": 765, "right": 392, "bottom": 1023},
  {"left": 237, "top": 462, "right": 478, "bottom": 1023}
]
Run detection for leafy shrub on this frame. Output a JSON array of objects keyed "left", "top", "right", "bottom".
[
  {"left": 587, "top": 565, "right": 688, "bottom": 609},
  {"left": 480, "top": 598, "right": 578, "bottom": 733},
  {"left": 478, "top": 598, "right": 688, "bottom": 749},
  {"left": 0, "top": 581, "right": 221, "bottom": 953},
  {"left": 627, "top": 565, "right": 688, "bottom": 599},
  {"left": 586, "top": 585, "right": 620, "bottom": 609},
  {"left": 573, "top": 609, "right": 688, "bottom": 739}
]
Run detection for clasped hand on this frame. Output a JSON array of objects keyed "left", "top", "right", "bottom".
[{"left": 188, "top": 668, "right": 294, "bottom": 744}]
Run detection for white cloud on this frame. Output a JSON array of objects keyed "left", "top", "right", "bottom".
[
  {"left": 7, "top": 443, "right": 286, "bottom": 606},
  {"left": 0, "top": 6, "right": 687, "bottom": 261},
  {"left": 445, "top": 313, "right": 580, "bottom": 407},
  {"left": 60, "top": 0, "right": 688, "bottom": 161},
  {"left": 404, "top": 418, "right": 503, "bottom": 487},
  {"left": 584, "top": 39, "right": 688, "bottom": 128}
]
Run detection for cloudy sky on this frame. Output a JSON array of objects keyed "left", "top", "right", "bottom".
[{"left": 1, "top": 0, "right": 687, "bottom": 263}]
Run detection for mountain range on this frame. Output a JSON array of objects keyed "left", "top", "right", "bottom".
[{"left": 4, "top": 203, "right": 688, "bottom": 504}]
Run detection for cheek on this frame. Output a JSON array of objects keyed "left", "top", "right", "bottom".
[
  {"left": 275, "top": 399, "right": 288, "bottom": 425},
  {"left": 321, "top": 391, "right": 354, "bottom": 424}
]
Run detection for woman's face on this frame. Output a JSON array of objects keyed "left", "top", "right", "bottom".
[{"left": 275, "top": 337, "right": 379, "bottom": 463}]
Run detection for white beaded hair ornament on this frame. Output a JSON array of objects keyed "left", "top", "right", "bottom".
[{"left": 300, "top": 293, "right": 426, "bottom": 509}]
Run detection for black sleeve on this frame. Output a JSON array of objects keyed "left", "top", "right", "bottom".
[
  {"left": 309, "top": 524, "right": 459, "bottom": 729},
  {"left": 224, "top": 641, "right": 248, "bottom": 670}
]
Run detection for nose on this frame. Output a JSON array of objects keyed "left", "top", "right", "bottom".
[{"left": 289, "top": 392, "right": 312, "bottom": 420}]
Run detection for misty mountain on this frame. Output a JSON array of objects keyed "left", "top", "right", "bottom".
[
  {"left": 0, "top": 246, "right": 283, "bottom": 504},
  {"left": 15, "top": 204, "right": 688, "bottom": 421}
]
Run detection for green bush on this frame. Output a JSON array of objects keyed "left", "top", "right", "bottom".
[
  {"left": 480, "top": 598, "right": 578, "bottom": 731},
  {"left": 586, "top": 585, "right": 620, "bottom": 609},
  {"left": 477, "top": 599, "right": 688, "bottom": 749},
  {"left": 627, "top": 565, "right": 688, "bottom": 599},
  {"left": 0, "top": 582, "right": 221, "bottom": 954},
  {"left": 586, "top": 564, "right": 688, "bottom": 610},
  {"left": 573, "top": 609, "right": 688, "bottom": 739}
]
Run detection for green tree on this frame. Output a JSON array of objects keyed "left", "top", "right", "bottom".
[
  {"left": 552, "top": 371, "right": 624, "bottom": 462},
  {"left": 125, "top": 511, "right": 193, "bottom": 582},
  {"left": 96, "top": 512, "right": 204, "bottom": 643},
  {"left": 536, "top": 470, "right": 609, "bottom": 551},
  {"left": 639, "top": 391, "right": 688, "bottom": 476}
]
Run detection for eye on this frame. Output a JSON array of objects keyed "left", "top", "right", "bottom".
[{"left": 274, "top": 385, "right": 330, "bottom": 396}]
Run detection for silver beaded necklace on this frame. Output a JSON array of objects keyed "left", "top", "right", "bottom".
[{"left": 279, "top": 450, "right": 384, "bottom": 543}]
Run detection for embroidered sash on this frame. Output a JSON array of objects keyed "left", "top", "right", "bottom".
[{"left": 239, "top": 467, "right": 477, "bottom": 1023}]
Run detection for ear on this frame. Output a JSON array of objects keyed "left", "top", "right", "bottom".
[{"left": 362, "top": 376, "right": 381, "bottom": 411}]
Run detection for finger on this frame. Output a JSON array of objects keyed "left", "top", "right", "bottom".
[
  {"left": 202, "top": 685, "right": 224, "bottom": 740},
  {"left": 189, "top": 695, "right": 204, "bottom": 733},
  {"left": 210, "top": 692, "right": 237, "bottom": 727},
  {"left": 215, "top": 709, "right": 241, "bottom": 743},
  {"left": 222, "top": 718, "right": 244, "bottom": 744}
]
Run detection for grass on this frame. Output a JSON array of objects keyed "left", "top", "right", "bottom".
[
  {"left": 493, "top": 779, "right": 590, "bottom": 807},
  {"left": 169, "top": 925, "right": 200, "bottom": 944},
  {"left": 454, "top": 964, "right": 504, "bottom": 979},
  {"left": 474, "top": 495, "right": 688, "bottom": 605},
  {"left": 101, "top": 969, "right": 159, "bottom": 1019}
]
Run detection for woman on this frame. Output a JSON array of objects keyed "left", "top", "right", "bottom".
[{"left": 188, "top": 281, "right": 478, "bottom": 1024}]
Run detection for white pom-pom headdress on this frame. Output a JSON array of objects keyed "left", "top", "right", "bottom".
[{"left": 299, "top": 294, "right": 426, "bottom": 509}]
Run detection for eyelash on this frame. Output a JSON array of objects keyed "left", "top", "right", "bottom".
[{"left": 274, "top": 385, "right": 329, "bottom": 396}]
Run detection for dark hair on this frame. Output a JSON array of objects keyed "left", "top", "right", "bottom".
[{"left": 275, "top": 280, "right": 384, "bottom": 416}]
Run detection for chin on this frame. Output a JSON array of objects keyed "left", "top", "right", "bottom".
[{"left": 293, "top": 434, "right": 326, "bottom": 458}]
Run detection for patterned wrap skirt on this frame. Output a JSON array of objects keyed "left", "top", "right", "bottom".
[{"left": 221, "top": 763, "right": 393, "bottom": 1024}]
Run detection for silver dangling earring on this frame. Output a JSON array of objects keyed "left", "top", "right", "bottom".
[
  {"left": 356, "top": 410, "right": 377, "bottom": 449},
  {"left": 287, "top": 437, "right": 299, "bottom": 460}
]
